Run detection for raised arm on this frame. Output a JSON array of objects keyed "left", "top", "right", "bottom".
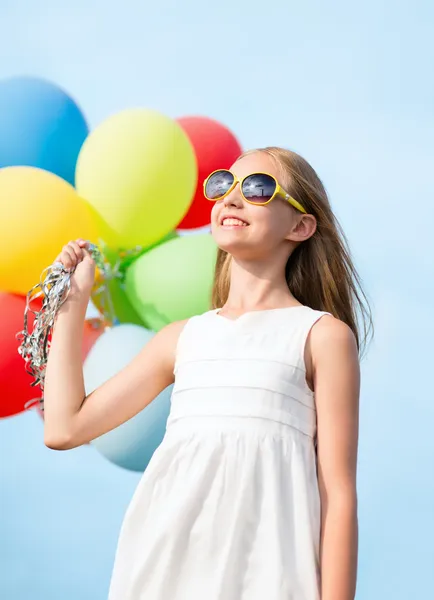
[{"left": 43, "top": 239, "right": 186, "bottom": 450}]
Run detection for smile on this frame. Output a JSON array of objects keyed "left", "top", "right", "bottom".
[{"left": 220, "top": 217, "right": 249, "bottom": 228}]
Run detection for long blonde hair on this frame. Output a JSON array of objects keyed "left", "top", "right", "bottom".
[{"left": 211, "top": 147, "right": 373, "bottom": 356}]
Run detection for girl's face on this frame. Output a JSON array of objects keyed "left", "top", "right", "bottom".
[{"left": 210, "top": 152, "right": 315, "bottom": 261}]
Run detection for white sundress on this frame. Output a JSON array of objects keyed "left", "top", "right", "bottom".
[{"left": 108, "top": 306, "right": 330, "bottom": 600}]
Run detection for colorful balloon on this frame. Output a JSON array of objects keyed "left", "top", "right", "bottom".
[
  {"left": 75, "top": 109, "right": 197, "bottom": 248},
  {"left": 124, "top": 234, "right": 217, "bottom": 331},
  {"left": 82, "top": 318, "right": 106, "bottom": 359},
  {"left": 0, "top": 167, "right": 102, "bottom": 295},
  {"left": 176, "top": 116, "right": 242, "bottom": 230},
  {"left": 91, "top": 232, "right": 179, "bottom": 327},
  {"left": 0, "top": 293, "right": 39, "bottom": 417},
  {"left": 92, "top": 281, "right": 145, "bottom": 327},
  {"left": 0, "top": 77, "right": 88, "bottom": 185},
  {"left": 84, "top": 324, "right": 172, "bottom": 472},
  {"left": 29, "top": 317, "right": 104, "bottom": 421},
  {"left": 29, "top": 312, "right": 104, "bottom": 422}
]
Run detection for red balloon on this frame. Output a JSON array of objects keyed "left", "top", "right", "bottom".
[
  {"left": 0, "top": 292, "right": 105, "bottom": 419},
  {"left": 0, "top": 293, "right": 38, "bottom": 418},
  {"left": 82, "top": 317, "right": 105, "bottom": 360},
  {"left": 176, "top": 116, "right": 242, "bottom": 230}
]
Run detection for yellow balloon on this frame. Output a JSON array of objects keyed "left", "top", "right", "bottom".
[
  {"left": 0, "top": 166, "right": 101, "bottom": 295},
  {"left": 75, "top": 109, "right": 197, "bottom": 249}
]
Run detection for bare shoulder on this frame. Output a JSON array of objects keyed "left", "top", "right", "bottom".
[
  {"left": 153, "top": 318, "right": 190, "bottom": 353},
  {"left": 311, "top": 314, "right": 357, "bottom": 351},
  {"left": 305, "top": 314, "right": 359, "bottom": 389},
  {"left": 158, "top": 318, "right": 190, "bottom": 338}
]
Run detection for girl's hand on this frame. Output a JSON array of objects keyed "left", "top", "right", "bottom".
[{"left": 54, "top": 239, "right": 96, "bottom": 301}]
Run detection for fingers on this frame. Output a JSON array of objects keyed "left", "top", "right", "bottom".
[
  {"left": 79, "top": 241, "right": 95, "bottom": 262},
  {"left": 81, "top": 249, "right": 94, "bottom": 264},
  {"left": 57, "top": 239, "right": 91, "bottom": 269},
  {"left": 70, "top": 240, "right": 85, "bottom": 260},
  {"left": 60, "top": 246, "right": 77, "bottom": 270},
  {"left": 77, "top": 239, "right": 96, "bottom": 258}
]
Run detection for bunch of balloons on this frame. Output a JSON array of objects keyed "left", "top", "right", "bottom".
[{"left": 0, "top": 76, "right": 242, "bottom": 471}]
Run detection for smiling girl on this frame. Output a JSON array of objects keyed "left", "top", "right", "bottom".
[{"left": 43, "top": 146, "right": 372, "bottom": 600}]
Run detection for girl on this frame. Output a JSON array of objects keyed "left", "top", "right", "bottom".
[{"left": 44, "top": 147, "right": 371, "bottom": 600}]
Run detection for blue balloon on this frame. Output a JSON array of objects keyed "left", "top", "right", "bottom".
[
  {"left": 84, "top": 324, "right": 172, "bottom": 472},
  {"left": 0, "top": 77, "right": 88, "bottom": 184}
]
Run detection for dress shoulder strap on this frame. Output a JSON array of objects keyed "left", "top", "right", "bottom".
[{"left": 287, "top": 307, "right": 332, "bottom": 372}]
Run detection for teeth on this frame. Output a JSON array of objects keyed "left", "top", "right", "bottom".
[{"left": 222, "top": 218, "right": 248, "bottom": 227}]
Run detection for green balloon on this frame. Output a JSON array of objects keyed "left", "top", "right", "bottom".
[
  {"left": 124, "top": 234, "right": 218, "bottom": 331},
  {"left": 92, "top": 276, "right": 145, "bottom": 327},
  {"left": 92, "top": 232, "right": 179, "bottom": 327}
]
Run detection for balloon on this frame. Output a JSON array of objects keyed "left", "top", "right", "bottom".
[
  {"left": 84, "top": 324, "right": 172, "bottom": 472},
  {"left": 28, "top": 314, "right": 103, "bottom": 423},
  {"left": 0, "top": 77, "right": 88, "bottom": 185},
  {"left": 93, "top": 247, "right": 147, "bottom": 327},
  {"left": 176, "top": 116, "right": 242, "bottom": 230},
  {"left": 0, "top": 294, "right": 104, "bottom": 420},
  {"left": 75, "top": 109, "right": 197, "bottom": 248},
  {"left": 91, "top": 231, "right": 179, "bottom": 326},
  {"left": 124, "top": 234, "right": 217, "bottom": 331},
  {"left": 0, "top": 167, "right": 102, "bottom": 295},
  {"left": 92, "top": 280, "right": 145, "bottom": 328},
  {"left": 82, "top": 318, "right": 105, "bottom": 359},
  {"left": 0, "top": 293, "right": 39, "bottom": 417}
]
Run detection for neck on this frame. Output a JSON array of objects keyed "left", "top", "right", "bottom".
[{"left": 224, "top": 255, "right": 297, "bottom": 312}]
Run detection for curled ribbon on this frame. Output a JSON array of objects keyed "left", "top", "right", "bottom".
[{"left": 16, "top": 243, "right": 117, "bottom": 410}]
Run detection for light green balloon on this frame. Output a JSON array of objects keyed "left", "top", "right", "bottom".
[
  {"left": 75, "top": 109, "right": 197, "bottom": 248},
  {"left": 124, "top": 234, "right": 218, "bottom": 331},
  {"left": 91, "top": 232, "right": 179, "bottom": 327},
  {"left": 92, "top": 275, "right": 145, "bottom": 327}
]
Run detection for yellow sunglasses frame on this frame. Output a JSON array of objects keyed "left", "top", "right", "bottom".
[{"left": 203, "top": 169, "right": 306, "bottom": 214}]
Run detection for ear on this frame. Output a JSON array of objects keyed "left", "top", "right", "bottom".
[{"left": 285, "top": 214, "right": 317, "bottom": 243}]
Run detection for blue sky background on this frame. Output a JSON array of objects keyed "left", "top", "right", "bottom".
[{"left": 1, "top": 0, "right": 433, "bottom": 598}]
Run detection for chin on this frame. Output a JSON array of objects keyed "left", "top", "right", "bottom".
[{"left": 212, "top": 234, "right": 259, "bottom": 261}]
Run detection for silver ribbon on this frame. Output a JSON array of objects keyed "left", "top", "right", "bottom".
[{"left": 17, "top": 243, "right": 118, "bottom": 410}]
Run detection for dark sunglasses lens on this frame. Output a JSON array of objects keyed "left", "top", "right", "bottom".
[
  {"left": 242, "top": 174, "right": 276, "bottom": 203},
  {"left": 205, "top": 170, "right": 234, "bottom": 200}
]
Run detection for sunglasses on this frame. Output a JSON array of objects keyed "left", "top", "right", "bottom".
[{"left": 203, "top": 169, "right": 306, "bottom": 213}]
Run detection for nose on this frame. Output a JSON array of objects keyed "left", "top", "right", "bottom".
[{"left": 223, "top": 183, "right": 243, "bottom": 208}]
